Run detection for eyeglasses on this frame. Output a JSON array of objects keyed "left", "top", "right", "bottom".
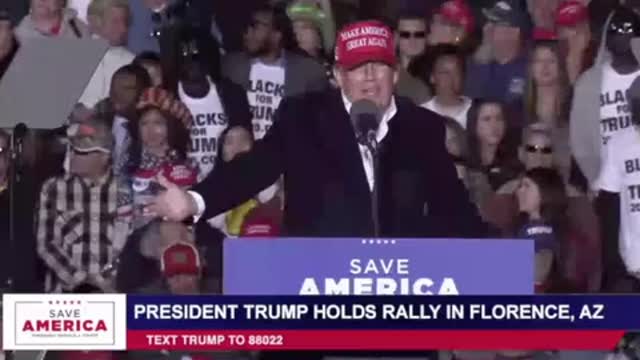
[
  {"left": 399, "top": 31, "right": 426, "bottom": 39},
  {"left": 525, "top": 144, "right": 553, "bottom": 154}
]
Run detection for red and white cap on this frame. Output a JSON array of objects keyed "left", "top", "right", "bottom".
[
  {"left": 555, "top": 0, "right": 588, "bottom": 27},
  {"left": 161, "top": 242, "right": 201, "bottom": 278},
  {"left": 162, "top": 163, "right": 198, "bottom": 188},
  {"left": 437, "top": 0, "right": 475, "bottom": 34},
  {"left": 240, "top": 216, "right": 280, "bottom": 237},
  {"left": 335, "top": 20, "right": 396, "bottom": 70}
]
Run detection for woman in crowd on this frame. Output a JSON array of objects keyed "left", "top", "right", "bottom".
[
  {"left": 443, "top": 117, "right": 492, "bottom": 211},
  {"left": 515, "top": 167, "right": 568, "bottom": 293},
  {"left": 554, "top": 0, "right": 595, "bottom": 85},
  {"left": 483, "top": 125, "right": 601, "bottom": 292},
  {"left": 16, "top": 0, "right": 89, "bottom": 42},
  {"left": 466, "top": 99, "right": 520, "bottom": 191},
  {"left": 120, "top": 87, "right": 197, "bottom": 257},
  {"left": 115, "top": 87, "right": 198, "bottom": 293},
  {"left": 287, "top": 0, "right": 336, "bottom": 86},
  {"left": 421, "top": 45, "right": 472, "bottom": 129},
  {"left": 521, "top": 40, "right": 573, "bottom": 180}
]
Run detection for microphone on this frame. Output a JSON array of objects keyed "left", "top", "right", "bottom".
[
  {"left": 350, "top": 100, "right": 382, "bottom": 238},
  {"left": 350, "top": 99, "right": 380, "bottom": 150},
  {"left": 12, "top": 123, "right": 28, "bottom": 156},
  {"left": 13, "top": 123, "right": 28, "bottom": 141}
]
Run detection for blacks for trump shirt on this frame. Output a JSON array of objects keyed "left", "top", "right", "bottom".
[
  {"left": 247, "top": 61, "right": 285, "bottom": 140},
  {"left": 598, "top": 128, "right": 640, "bottom": 278},
  {"left": 179, "top": 79, "right": 229, "bottom": 182},
  {"left": 599, "top": 63, "right": 640, "bottom": 150}
]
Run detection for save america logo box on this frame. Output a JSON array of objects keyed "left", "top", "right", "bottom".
[{"left": 2, "top": 294, "right": 126, "bottom": 350}]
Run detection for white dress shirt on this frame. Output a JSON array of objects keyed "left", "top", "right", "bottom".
[
  {"left": 189, "top": 93, "right": 398, "bottom": 217},
  {"left": 341, "top": 94, "right": 397, "bottom": 190}
]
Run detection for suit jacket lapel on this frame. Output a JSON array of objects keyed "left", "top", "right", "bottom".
[
  {"left": 316, "top": 92, "right": 372, "bottom": 207},
  {"left": 283, "top": 51, "right": 297, "bottom": 97},
  {"left": 238, "top": 54, "right": 252, "bottom": 90}
]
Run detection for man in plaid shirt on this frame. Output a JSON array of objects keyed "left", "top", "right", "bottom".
[{"left": 36, "top": 115, "right": 124, "bottom": 293}]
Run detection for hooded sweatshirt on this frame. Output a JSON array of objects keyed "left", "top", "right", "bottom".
[{"left": 570, "top": 12, "right": 640, "bottom": 189}]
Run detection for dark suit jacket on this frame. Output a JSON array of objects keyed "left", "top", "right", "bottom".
[
  {"left": 193, "top": 90, "right": 486, "bottom": 238},
  {"left": 221, "top": 51, "right": 329, "bottom": 98}
]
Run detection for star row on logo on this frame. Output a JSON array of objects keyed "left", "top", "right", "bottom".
[
  {"left": 361, "top": 239, "right": 397, "bottom": 245},
  {"left": 48, "top": 300, "right": 81, "bottom": 305}
]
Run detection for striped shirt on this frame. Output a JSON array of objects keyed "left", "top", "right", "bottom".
[{"left": 36, "top": 172, "right": 119, "bottom": 292}]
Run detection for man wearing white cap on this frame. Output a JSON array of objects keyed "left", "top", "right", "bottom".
[{"left": 149, "top": 20, "right": 485, "bottom": 240}]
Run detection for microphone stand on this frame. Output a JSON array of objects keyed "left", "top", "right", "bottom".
[
  {"left": 5, "top": 131, "right": 22, "bottom": 360},
  {"left": 367, "top": 137, "right": 380, "bottom": 238}
]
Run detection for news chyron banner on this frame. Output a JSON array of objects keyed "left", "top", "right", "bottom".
[
  {"left": 223, "top": 238, "right": 535, "bottom": 295},
  {"left": 2, "top": 295, "right": 640, "bottom": 351}
]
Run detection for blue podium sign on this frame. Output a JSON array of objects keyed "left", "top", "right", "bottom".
[{"left": 223, "top": 238, "right": 534, "bottom": 295}]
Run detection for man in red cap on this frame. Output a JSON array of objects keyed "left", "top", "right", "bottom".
[
  {"left": 428, "top": 0, "right": 475, "bottom": 47},
  {"left": 555, "top": 0, "right": 594, "bottom": 84},
  {"left": 161, "top": 242, "right": 202, "bottom": 294},
  {"left": 149, "top": 20, "right": 486, "bottom": 241}
]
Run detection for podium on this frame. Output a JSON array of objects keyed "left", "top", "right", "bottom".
[{"left": 223, "top": 238, "right": 534, "bottom": 295}]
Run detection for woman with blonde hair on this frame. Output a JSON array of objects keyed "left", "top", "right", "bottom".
[{"left": 520, "top": 40, "right": 573, "bottom": 180}]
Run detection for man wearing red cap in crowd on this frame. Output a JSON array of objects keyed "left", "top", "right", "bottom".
[
  {"left": 555, "top": 0, "right": 595, "bottom": 84},
  {"left": 161, "top": 242, "right": 202, "bottom": 294},
  {"left": 150, "top": 19, "right": 486, "bottom": 241},
  {"left": 428, "top": 0, "right": 475, "bottom": 48}
]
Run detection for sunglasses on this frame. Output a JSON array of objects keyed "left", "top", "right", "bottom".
[
  {"left": 0, "top": 147, "right": 6, "bottom": 156},
  {"left": 399, "top": 31, "right": 426, "bottom": 39},
  {"left": 525, "top": 144, "right": 553, "bottom": 154}
]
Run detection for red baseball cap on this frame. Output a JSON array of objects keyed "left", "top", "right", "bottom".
[
  {"left": 161, "top": 242, "right": 201, "bottom": 278},
  {"left": 555, "top": 0, "right": 588, "bottom": 27},
  {"left": 335, "top": 20, "right": 396, "bottom": 70},
  {"left": 240, "top": 216, "right": 280, "bottom": 237},
  {"left": 162, "top": 163, "right": 198, "bottom": 187},
  {"left": 437, "top": 0, "right": 475, "bottom": 34}
]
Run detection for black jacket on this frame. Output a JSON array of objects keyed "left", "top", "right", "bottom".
[{"left": 193, "top": 90, "right": 486, "bottom": 238}]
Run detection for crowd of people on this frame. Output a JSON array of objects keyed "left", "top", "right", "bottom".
[{"left": 1, "top": 0, "right": 640, "bottom": 359}]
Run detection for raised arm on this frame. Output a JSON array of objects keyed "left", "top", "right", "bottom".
[{"left": 149, "top": 98, "right": 294, "bottom": 221}]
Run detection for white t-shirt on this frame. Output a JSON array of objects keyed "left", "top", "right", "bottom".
[
  {"left": 247, "top": 62, "right": 285, "bottom": 140},
  {"left": 179, "top": 79, "right": 228, "bottom": 182},
  {"left": 421, "top": 96, "right": 472, "bottom": 129},
  {"left": 599, "top": 63, "right": 640, "bottom": 149},
  {"left": 66, "top": 0, "right": 90, "bottom": 23},
  {"left": 79, "top": 45, "right": 135, "bottom": 108},
  {"left": 597, "top": 128, "right": 640, "bottom": 277}
]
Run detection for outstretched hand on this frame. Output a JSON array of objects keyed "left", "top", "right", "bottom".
[{"left": 145, "top": 175, "right": 198, "bottom": 222}]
